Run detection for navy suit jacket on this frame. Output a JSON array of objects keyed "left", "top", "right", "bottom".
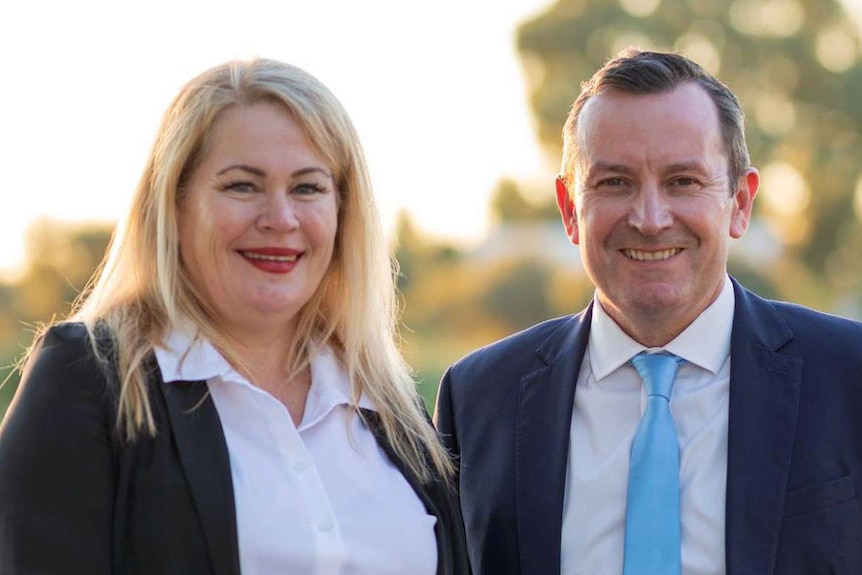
[{"left": 435, "top": 279, "right": 862, "bottom": 574}]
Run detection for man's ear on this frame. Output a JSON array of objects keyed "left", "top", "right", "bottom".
[
  {"left": 555, "top": 176, "right": 579, "bottom": 245},
  {"left": 729, "top": 168, "right": 759, "bottom": 239}
]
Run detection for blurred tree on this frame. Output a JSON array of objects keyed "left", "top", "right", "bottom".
[
  {"left": 517, "top": 0, "right": 862, "bottom": 313},
  {"left": 16, "top": 219, "right": 113, "bottom": 320},
  {"left": 393, "top": 210, "right": 421, "bottom": 291},
  {"left": 393, "top": 209, "right": 461, "bottom": 292},
  {"left": 490, "top": 177, "right": 560, "bottom": 223},
  {"left": 0, "top": 219, "right": 113, "bottom": 418},
  {"left": 482, "top": 260, "right": 554, "bottom": 330}
]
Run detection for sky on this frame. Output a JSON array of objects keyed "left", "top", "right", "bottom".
[{"left": 0, "top": 0, "right": 555, "bottom": 276}]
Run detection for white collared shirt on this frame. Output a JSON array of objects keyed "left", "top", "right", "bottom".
[
  {"left": 561, "top": 275, "right": 734, "bottom": 575},
  {"left": 154, "top": 329, "right": 437, "bottom": 575}
]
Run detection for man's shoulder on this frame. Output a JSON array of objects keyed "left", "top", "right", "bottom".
[
  {"left": 768, "top": 299, "right": 862, "bottom": 340},
  {"left": 768, "top": 297, "right": 862, "bottom": 324},
  {"left": 737, "top": 285, "right": 862, "bottom": 351}
]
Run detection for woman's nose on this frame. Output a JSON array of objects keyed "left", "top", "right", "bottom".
[{"left": 257, "top": 193, "right": 299, "bottom": 232}]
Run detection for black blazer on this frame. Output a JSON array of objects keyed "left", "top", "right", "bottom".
[
  {"left": 0, "top": 322, "right": 469, "bottom": 575},
  {"left": 436, "top": 278, "right": 862, "bottom": 574}
]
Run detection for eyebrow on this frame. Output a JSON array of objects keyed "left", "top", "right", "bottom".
[
  {"left": 216, "top": 164, "right": 333, "bottom": 179},
  {"left": 663, "top": 161, "right": 709, "bottom": 174},
  {"left": 587, "top": 160, "right": 709, "bottom": 176},
  {"left": 586, "top": 162, "right": 635, "bottom": 177},
  {"left": 217, "top": 164, "right": 265, "bottom": 177}
]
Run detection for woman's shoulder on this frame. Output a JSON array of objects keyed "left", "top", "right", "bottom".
[
  {"left": 38, "top": 320, "right": 90, "bottom": 347},
  {"left": 1, "top": 322, "right": 120, "bottom": 461},
  {"left": 22, "top": 321, "right": 118, "bottom": 398}
]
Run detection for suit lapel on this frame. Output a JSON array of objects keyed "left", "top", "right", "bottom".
[
  {"left": 160, "top": 379, "right": 241, "bottom": 575},
  {"left": 725, "top": 281, "right": 803, "bottom": 575},
  {"left": 516, "top": 308, "right": 592, "bottom": 574}
]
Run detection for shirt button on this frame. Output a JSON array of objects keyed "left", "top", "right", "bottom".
[
  {"left": 293, "top": 460, "right": 308, "bottom": 473},
  {"left": 318, "top": 519, "right": 334, "bottom": 533}
]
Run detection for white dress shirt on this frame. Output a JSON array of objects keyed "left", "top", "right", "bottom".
[
  {"left": 154, "top": 329, "right": 437, "bottom": 575},
  {"left": 561, "top": 275, "right": 734, "bottom": 575}
]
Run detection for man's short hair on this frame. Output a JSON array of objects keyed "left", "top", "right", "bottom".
[{"left": 560, "top": 49, "right": 750, "bottom": 194}]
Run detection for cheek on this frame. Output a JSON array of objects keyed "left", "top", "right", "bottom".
[
  {"left": 177, "top": 204, "right": 199, "bottom": 268},
  {"left": 179, "top": 199, "right": 232, "bottom": 279},
  {"left": 695, "top": 203, "right": 736, "bottom": 243},
  {"left": 578, "top": 203, "right": 618, "bottom": 242},
  {"left": 305, "top": 200, "right": 339, "bottom": 254}
]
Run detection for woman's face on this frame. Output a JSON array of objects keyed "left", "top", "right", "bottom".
[{"left": 178, "top": 100, "right": 339, "bottom": 340}]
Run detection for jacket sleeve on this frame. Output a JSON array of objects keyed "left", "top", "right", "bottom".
[
  {"left": 433, "top": 366, "right": 460, "bottom": 460},
  {"left": 0, "top": 323, "right": 117, "bottom": 574}
]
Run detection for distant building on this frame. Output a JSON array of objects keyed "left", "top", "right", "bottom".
[{"left": 467, "top": 221, "right": 582, "bottom": 267}]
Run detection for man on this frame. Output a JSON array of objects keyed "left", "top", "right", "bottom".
[{"left": 435, "top": 49, "right": 862, "bottom": 575}]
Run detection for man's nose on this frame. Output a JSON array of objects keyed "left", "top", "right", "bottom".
[{"left": 628, "top": 182, "right": 673, "bottom": 235}]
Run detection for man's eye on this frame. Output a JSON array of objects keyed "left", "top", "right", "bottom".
[
  {"left": 672, "top": 177, "right": 698, "bottom": 187},
  {"left": 597, "top": 178, "right": 628, "bottom": 188}
]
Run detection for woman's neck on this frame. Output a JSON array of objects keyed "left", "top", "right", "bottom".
[{"left": 219, "top": 324, "right": 313, "bottom": 425}]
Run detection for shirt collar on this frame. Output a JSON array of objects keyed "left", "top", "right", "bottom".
[
  {"left": 154, "top": 325, "right": 375, "bottom": 411},
  {"left": 308, "top": 346, "right": 376, "bottom": 412},
  {"left": 154, "top": 323, "right": 233, "bottom": 383},
  {"left": 588, "top": 274, "right": 735, "bottom": 380}
]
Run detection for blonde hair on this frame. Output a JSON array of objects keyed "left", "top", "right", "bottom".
[{"left": 62, "top": 58, "right": 451, "bottom": 482}]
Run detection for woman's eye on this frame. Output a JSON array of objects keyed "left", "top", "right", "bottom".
[
  {"left": 293, "top": 183, "right": 326, "bottom": 196},
  {"left": 223, "top": 181, "right": 257, "bottom": 193}
]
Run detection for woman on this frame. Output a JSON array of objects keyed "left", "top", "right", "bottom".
[{"left": 0, "top": 59, "right": 469, "bottom": 575}]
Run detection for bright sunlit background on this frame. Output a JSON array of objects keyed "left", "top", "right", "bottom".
[
  {"left": 0, "top": 0, "right": 559, "bottom": 278},
  {"left": 6, "top": 0, "right": 862, "bottom": 418}
]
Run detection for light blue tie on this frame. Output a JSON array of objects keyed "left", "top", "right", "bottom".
[{"left": 623, "top": 353, "right": 683, "bottom": 575}]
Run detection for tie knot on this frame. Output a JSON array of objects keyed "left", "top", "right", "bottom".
[{"left": 631, "top": 353, "right": 682, "bottom": 400}]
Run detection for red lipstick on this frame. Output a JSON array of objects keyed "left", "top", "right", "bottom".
[{"left": 239, "top": 248, "right": 301, "bottom": 274}]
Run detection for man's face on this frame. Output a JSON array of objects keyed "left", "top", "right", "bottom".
[{"left": 556, "top": 82, "right": 759, "bottom": 344}]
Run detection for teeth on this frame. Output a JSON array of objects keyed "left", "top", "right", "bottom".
[
  {"left": 242, "top": 252, "right": 297, "bottom": 262},
  {"left": 623, "top": 248, "right": 681, "bottom": 261}
]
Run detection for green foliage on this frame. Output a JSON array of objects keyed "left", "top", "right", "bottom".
[
  {"left": 0, "top": 357, "right": 20, "bottom": 419},
  {"left": 517, "top": 0, "right": 862, "bottom": 313},
  {"left": 490, "top": 178, "right": 560, "bottom": 223},
  {"left": 0, "top": 220, "right": 113, "bottom": 420},
  {"left": 395, "top": 216, "right": 594, "bottom": 406},
  {"left": 481, "top": 260, "right": 555, "bottom": 328}
]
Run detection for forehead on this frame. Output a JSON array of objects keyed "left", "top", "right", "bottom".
[
  {"left": 577, "top": 83, "right": 725, "bottom": 168},
  {"left": 191, "top": 100, "right": 336, "bottom": 183},
  {"left": 206, "top": 101, "right": 309, "bottom": 153}
]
